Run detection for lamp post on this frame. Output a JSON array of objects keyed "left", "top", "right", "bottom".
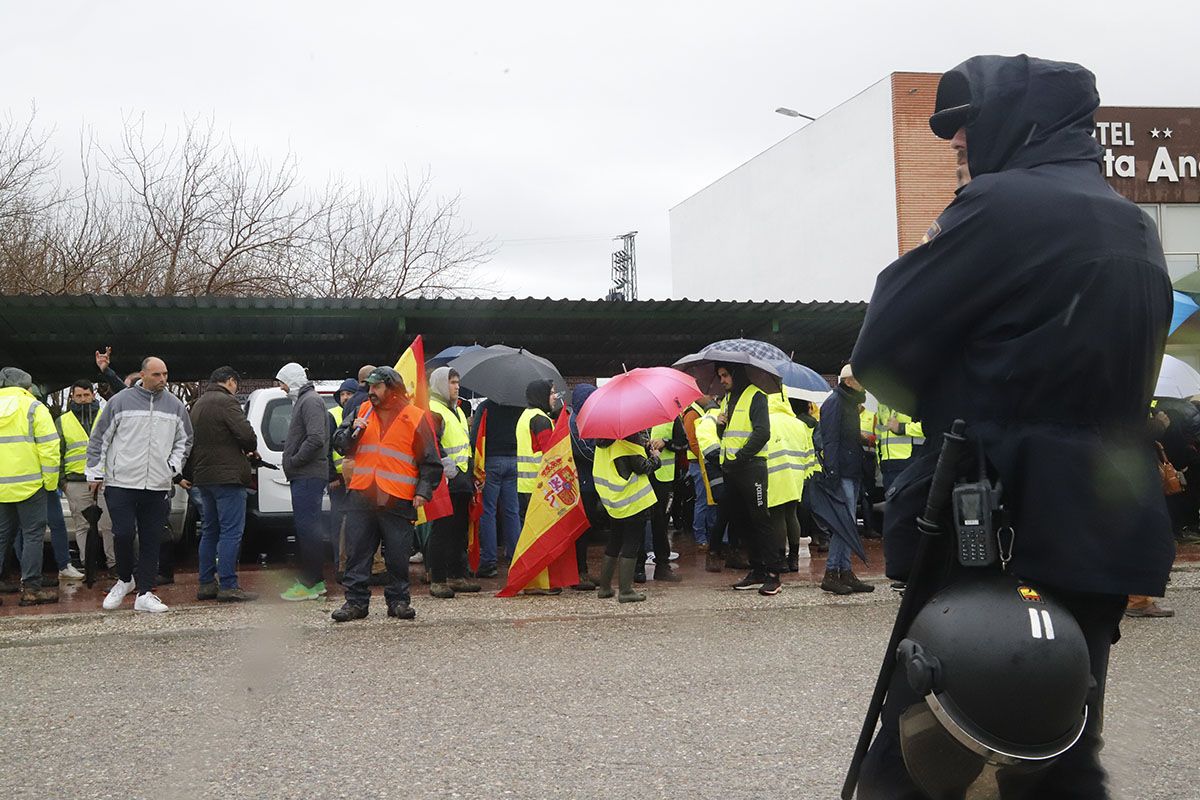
[{"left": 775, "top": 107, "right": 816, "bottom": 121}]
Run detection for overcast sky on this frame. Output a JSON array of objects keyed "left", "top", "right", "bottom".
[{"left": 3, "top": 1, "right": 1196, "bottom": 300}]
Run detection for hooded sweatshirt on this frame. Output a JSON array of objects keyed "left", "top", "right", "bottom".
[
  {"left": 851, "top": 54, "right": 1174, "bottom": 597},
  {"left": 275, "top": 363, "right": 329, "bottom": 480}
]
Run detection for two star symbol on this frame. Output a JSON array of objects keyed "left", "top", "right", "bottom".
[{"left": 1150, "top": 128, "right": 1174, "bottom": 139}]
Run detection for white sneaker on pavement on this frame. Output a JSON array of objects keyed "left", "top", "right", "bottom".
[
  {"left": 59, "top": 564, "right": 85, "bottom": 581},
  {"left": 409, "top": 552, "right": 424, "bottom": 564},
  {"left": 133, "top": 592, "right": 169, "bottom": 613},
  {"left": 102, "top": 579, "right": 136, "bottom": 610}
]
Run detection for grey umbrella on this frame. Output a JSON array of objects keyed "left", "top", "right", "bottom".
[
  {"left": 449, "top": 344, "right": 566, "bottom": 407},
  {"left": 673, "top": 338, "right": 788, "bottom": 393}
]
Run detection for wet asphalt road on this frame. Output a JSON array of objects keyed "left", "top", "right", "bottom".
[{"left": 1, "top": 571, "right": 1197, "bottom": 800}]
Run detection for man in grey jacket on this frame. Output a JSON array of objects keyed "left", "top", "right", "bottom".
[
  {"left": 276, "top": 362, "right": 331, "bottom": 601},
  {"left": 87, "top": 357, "right": 193, "bottom": 613}
]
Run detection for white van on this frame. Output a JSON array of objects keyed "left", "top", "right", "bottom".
[{"left": 244, "top": 381, "right": 342, "bottom": 525}]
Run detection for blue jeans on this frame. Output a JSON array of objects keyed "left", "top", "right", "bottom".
[
  {"left": 197, "top": 484, "right": 247, "bottom": 589},
  {"left": 827, "top": 478, "right": 859, "bottom": 571},
  {"left": 290, "top": 477, "right": 327, "bottom": 587},
  {"left": 688, "top": 463, "right": 715, "bottom": 546},
  {"left": 0, "top": 489, "right": 49, "bottom": 587},
  {"left": 480, "top": 455, "right": 520, "bottom": 568},
  {"left": 46, "top": 489, "right": 71, "bottom": 570}
]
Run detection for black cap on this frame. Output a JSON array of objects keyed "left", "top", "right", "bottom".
[
  {"left": 929, "top": 70, "right": 975, "bottom": 140},
  {"left": 365, "top": 366, "right": 404, "bottom": 388}
]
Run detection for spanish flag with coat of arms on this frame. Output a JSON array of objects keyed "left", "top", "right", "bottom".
[{"left": 497, "top": 407, "right": 591, "bottom": 597}]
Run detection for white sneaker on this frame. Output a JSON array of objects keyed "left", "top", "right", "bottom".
[
  {"left": 409, "top": 552, "right": 424, "bottom": 564},
  {"left": 133, "top": 592, "right": 170, "bottom": 613},
  {"left": 668, "top": 550, "right": 680, "bottom": 562},
  {"left": 59, "top": 564, "right": 85, "bottom": 581},
  {"left": 102, "top": 579, "right": 136, "bottom": 610}
]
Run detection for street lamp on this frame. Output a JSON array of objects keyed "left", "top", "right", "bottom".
[{"left": 775, "top": 107, "right": 816, "bottom": 121}]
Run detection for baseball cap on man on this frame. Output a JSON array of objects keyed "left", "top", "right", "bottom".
[
  {"left": 929, "top": 69, "right": 975, "bottom": 139},
  {"left": 365, "top": 366, "right": 404, "bottom": 388}
]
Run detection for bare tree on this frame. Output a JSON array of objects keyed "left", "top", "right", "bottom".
[
  {"left": 0, "top": 112, "right": 495, "bottom": 298},
  {"left": 304, "top": 171, "right": 495, "bottom": 298}
]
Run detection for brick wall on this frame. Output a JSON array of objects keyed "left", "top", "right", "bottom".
[{"left": 891, "top": 73, "right": 958, "bottom": 255}]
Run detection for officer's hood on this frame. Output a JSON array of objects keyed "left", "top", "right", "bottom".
[{"left": 935, "top": 55, "right": 1102, "bottom": 180}]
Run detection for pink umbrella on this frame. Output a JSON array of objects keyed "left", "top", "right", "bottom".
[{"left": 577, "top": 367, "right": 704, "bottom": 439}]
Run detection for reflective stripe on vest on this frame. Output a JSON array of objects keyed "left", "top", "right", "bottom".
[
  {"left": 516, "top": 407, "right": 551, "bottom": 493},
  {"left": 0, "top": 388, "right": 59, "bottom": 502},
  {"left": 721, "top": 386, "right": 766, "bottom": 463},
  {"left": 329, "top": 406, "right": 344, "bottom": 474},
  {"left": 430, "top": 398, "right": 470, "bottom": 472},
  {"left": 876, "top": 405, "right": 925, "bottom": 462},
  {"left": 58, "top": 410, "right": 91, "bottom": 475},
  {"left": 650, "top": 421, "right": 675, "bottom": 482},
  {"left": 593, "top": 439, "right": 656, "bottom": 519},
  {"left": 346, "top": 403, "right": 424, "bottom": 500}
]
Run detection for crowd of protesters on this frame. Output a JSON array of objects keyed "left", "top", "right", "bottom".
[{"left": 0, "top": 347, "right": 1185, "bottom": 621}]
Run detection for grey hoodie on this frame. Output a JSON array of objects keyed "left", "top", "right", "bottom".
[{"left": 86, "top": 385, "right": 193, "bottom": 491}]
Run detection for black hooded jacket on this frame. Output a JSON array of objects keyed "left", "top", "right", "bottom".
[{"left": 852, "top": 55, "right": 1174, "bottom": 597}]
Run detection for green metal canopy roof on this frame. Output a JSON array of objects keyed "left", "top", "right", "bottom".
[{"left": 0, "top": 295, "right": 867, "bottom": 387}]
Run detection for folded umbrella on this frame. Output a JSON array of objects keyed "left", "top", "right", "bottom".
[
  {"left": 450, "top": 344, "right": 565, "bottom": 407},
  {"left": 804, "top": 474, "right": 868, "bottom": 565},
  {"left": 576, "top": 367, "right": 703, "bottom": 439},
  {"left": 81, "top": 500, "right": 105, "bottom": 588}
]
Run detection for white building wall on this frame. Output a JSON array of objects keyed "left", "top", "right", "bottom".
[{"left": 670, "top": 76, "right": 899, "bottom": 302}]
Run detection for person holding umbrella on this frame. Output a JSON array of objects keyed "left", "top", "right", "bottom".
[
  {"left": 717, "top": 363, "right": 785, "bottom": 596},
  {"left": 593, "top": 430, "right": 661, "bottom": 603}
]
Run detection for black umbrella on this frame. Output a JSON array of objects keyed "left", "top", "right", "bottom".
[
  {"left": 804, "top": 474, "right": 868, "bottom": 565},
  {"left": 449, "top": 345, "right": 566, "bottom": 407},
  {"left": 81, "top": 499, "right": 105, "bottom": 588}
]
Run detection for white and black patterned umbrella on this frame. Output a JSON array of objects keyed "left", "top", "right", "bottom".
[{"left": 673, "top": 338, "right": 788, "bottom": 393}]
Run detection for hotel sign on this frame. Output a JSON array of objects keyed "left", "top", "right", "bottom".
[{"left": 1095, "top": 107, "right": 1198, "bottom": 203}]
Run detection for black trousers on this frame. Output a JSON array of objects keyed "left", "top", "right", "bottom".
[
  {"left": 858, "top": 589, "right": 1128, "bottom": 799},
  {"left": 772, "top": 501, "right": 802, "bottom": 561},
  {"left": 605, "top": 510, "right": 647, "bottom": 559},
  {"left": 105, "top": 487, "right": 168, "bottom": 595},
  {"left": 428, "top": 492, "right": 471, "bottom": 583},
  {"left": 342, "top": 490, "right": 414, "bottom": 607},
  {"left": 640, "top": 478, "right": 673, "bottom": 568},
  {"left": 724, "top": 460, "right": 785, "bottom": 574}
]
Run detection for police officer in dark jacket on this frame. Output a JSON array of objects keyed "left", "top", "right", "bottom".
[{"left": 851, "top": 55, "right": 1175, "bottom": 798}]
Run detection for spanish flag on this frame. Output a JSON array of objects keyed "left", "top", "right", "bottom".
[
  {"left": 466, "top": 407, "right": 487, "bottom": 573},
  {"left": 394, "top": 335, "right": 453, "bottom": 524},
  {"left": 497, "top": 407, "right": 590, "bottom": 597}
]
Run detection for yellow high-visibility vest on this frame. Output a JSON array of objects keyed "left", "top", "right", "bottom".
[
  {"left": 650, "top": 421, "right": 675, "bottom": 482},
  {"left": 875, "top": 404, "right": 925, "bottom": 462},
  {"left": 0, "top": 387, "right": 60, "bottom": 502},
  {"left": 430, "top": 398, "right": 470, "bottom": 472},
  {"left": 721, "top": 386, "right": 768, "bottom": 464},
  {"left": 329, "top": 406, "right": 345, "bottom": 474},
  {"left": 594, "top": 439, "right": 656, "bottom": 519},
  {"left": 766, "top": 394, "right": 802, "bottom": 507},
  {"left": 516, "top": 407, "right": 551, "bottom": 493},
  {"left": 57, "top": 409, "right": 93, "bottom": 476}
]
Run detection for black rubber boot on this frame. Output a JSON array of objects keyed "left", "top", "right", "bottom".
[
  {"left": 596, "top": 556, "right": 617, "bottom": 599},
  {"left": 617, "top": 557, "right": 646, "bottom": 603}
]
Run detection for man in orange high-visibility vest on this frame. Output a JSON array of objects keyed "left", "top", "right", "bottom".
[{"left": 331, "top": 366, "right": 443, "bottom": 623}]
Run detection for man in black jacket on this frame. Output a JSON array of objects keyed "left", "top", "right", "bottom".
[
  {"left": 818, "top": 365, "right": 872, "bottom": 595},
  {"left": 851, "top": 55, "right": 1175, "bottom": 798},
  {"left": 185, "top": 366, "right": 259, "bottom": 602}
]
